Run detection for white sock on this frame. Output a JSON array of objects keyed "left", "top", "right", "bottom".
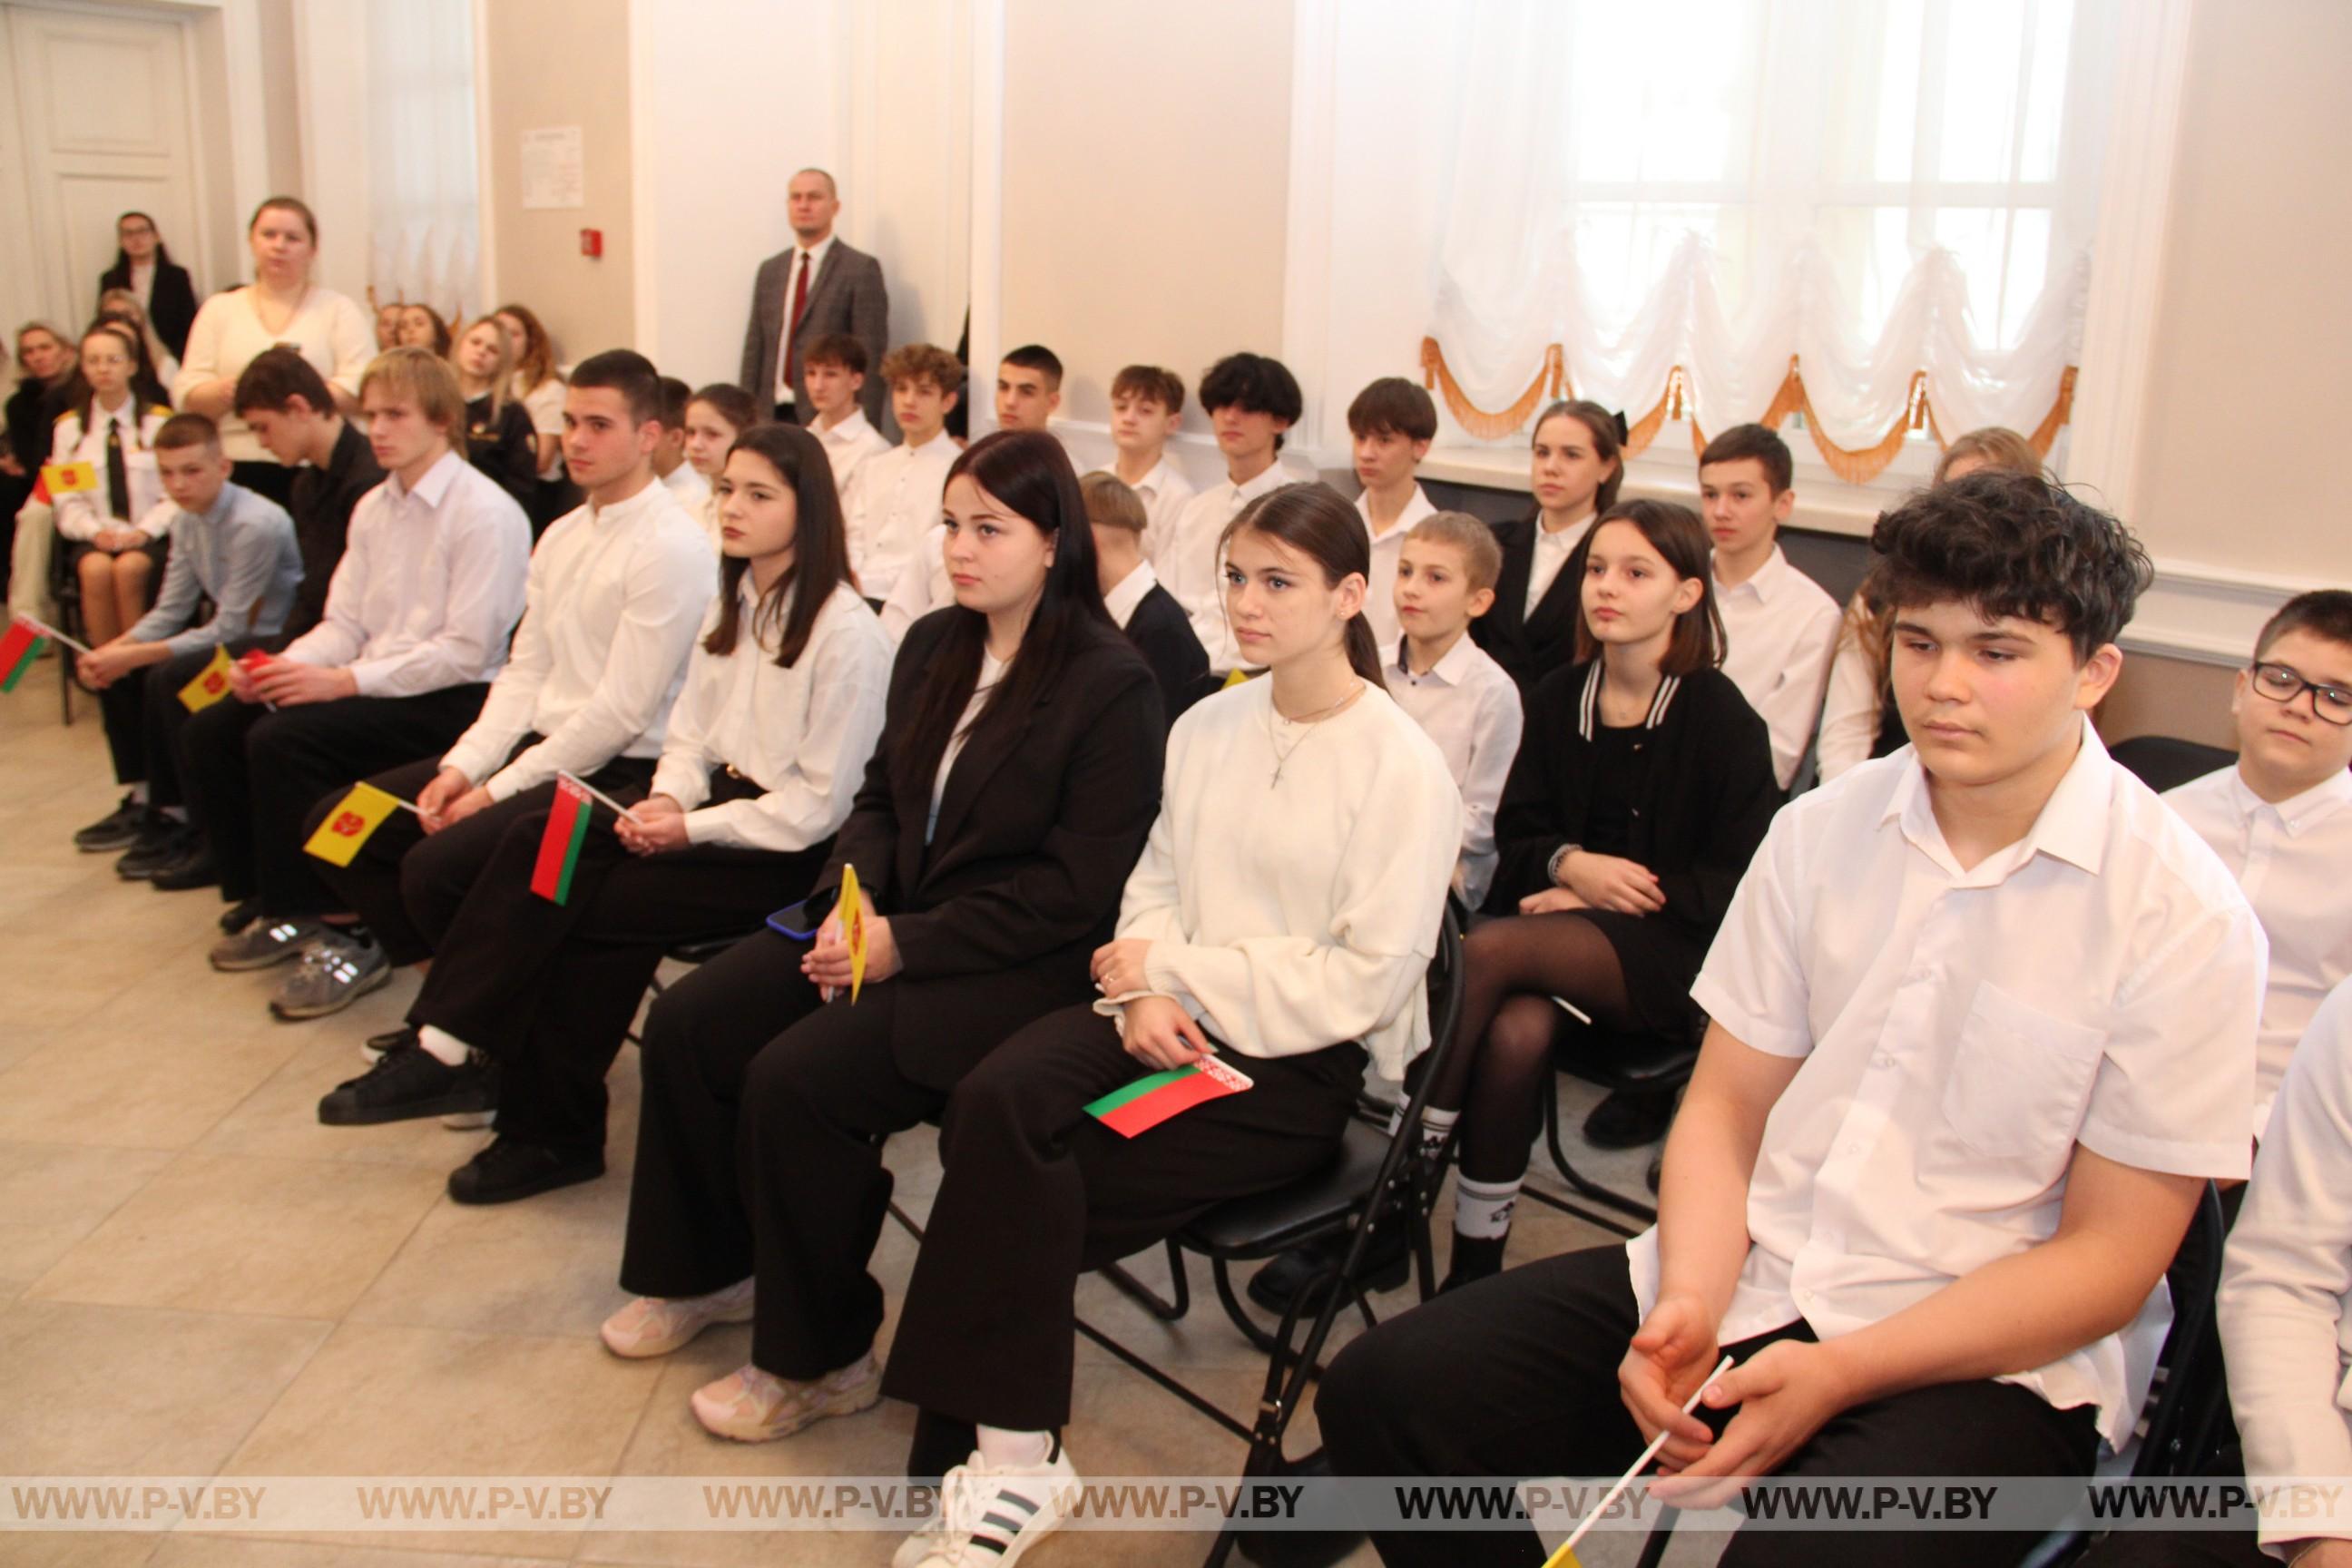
[
  {"left": 416, "top": 1024, "right": 474, "bottom": 1067},
  {"left": 128, "top": 782, "right": 149, "bottom": 804},
  {"left": 1387, "top": 1103, "right": 1458, "bottom": 1158},
  {"left": 1453, "top": 1176, "right": 1521, "bottom": 1240},
  {"left": 975, "top": 1426, "right": 1053, "bottom": 1468}
]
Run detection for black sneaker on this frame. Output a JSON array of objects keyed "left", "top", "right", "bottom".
[
  {"left": 446, "top": 1136, "right": 603, "bottom": 1205},
  {"left": 151, "top": 844, "right": 223, "bottom": 892},
  {"left": 116, "top": 822, "right": 199, "bottom": 879},
  {"left": 219, "top": 897, "right": 262, "bottom": 936},
  {"left": 75, "top": 795, "right": 152, "bottom": 852},
  {"left": 1245, "top": 1226, "right": 1411, "bottom": 1315},
  {"left": 317, "top": 1042, "right": 497, "bottom": 1127},
  {"left": 1581, "top": 1087, "right": 1678, "bottom": 1150},
  {"left": 361, "top": 1024, "right": 418, "bottom": 1064}
]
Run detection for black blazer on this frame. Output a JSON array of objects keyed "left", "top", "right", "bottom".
[
  {"left": 1472, "top": 511, "right": 1587, "bottom": 698},
  {"left": 463, "top": 396, "right": 540, "bottom": 512},
  {"left": 97, "top": 260, "right": 199, "bottom": 360},
  {"left": 1122, "top": 582, "right": 1210, "bottom": 728},
  {"left": 818, "top": 608, "right": 1166, "bottom": 1088},
  {"left": 1487, "top": 662, "right": 1779, "bottom": 956}
]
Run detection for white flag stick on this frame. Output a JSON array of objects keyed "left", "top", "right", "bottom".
[
  {"left": 1545, "top": 1353, "right": 1736, "bottom": 1565},
  {"left": 557, "top": 769, "right": 644, "bottom": 825},
  {"left": 18, "top": 614, "right": 93, "bottom": 656}
]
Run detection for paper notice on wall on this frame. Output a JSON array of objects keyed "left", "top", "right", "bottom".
[{"left": 520, "top": 126, "right": 584, "bottom": 210}]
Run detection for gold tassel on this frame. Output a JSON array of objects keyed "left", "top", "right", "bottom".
[
  {"left": 2026, "top": 365, "right": 2077, "bottom": 458},
  {"left": 1420, "top": 338, "right": 1565, "bottom": 440}
]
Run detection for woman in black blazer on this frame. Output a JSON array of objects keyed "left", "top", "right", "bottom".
[
  {"left": 95, "top": 212, "right": 198, "bottom": 361},
  {"left": 604, "top": 430, "right": 1166, "bottom": 1430},
  {"left": 1473, "top": 398, "right": 1626, "bottom": 697},
  {"left": 1437, "top": 500, "right": 1779, "bottom": 1289}
]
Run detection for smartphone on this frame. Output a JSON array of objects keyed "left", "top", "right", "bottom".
[{"left": 766, "top": 884, "right": 842, "bottom": 942}]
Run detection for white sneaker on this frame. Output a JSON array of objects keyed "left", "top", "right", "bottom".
[
  {"left": 893, "top": 1446, "right": 1078, "bottom": 1568},
  {"left": 598, "top": 1277, "right": 756, "bottom": 1358},
  {"left": 688, "top": 1352, "right": 882, "bottom": 1442}
]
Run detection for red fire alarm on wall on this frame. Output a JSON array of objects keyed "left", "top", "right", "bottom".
[{"left": 579, "top": 228, "right": 603, "bottom": 259}]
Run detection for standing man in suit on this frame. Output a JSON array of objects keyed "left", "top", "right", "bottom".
[{"left": 740, "top": 169, "right": 888, "bottom": 430}]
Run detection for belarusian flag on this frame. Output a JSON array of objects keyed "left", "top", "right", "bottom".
[
  {"left": 0, "top": 619, "right": 50, "bottom": 692},
  {"left": 302, "top": 782, "right": 405, "bottom": 867},
  {"left": 530, "top": 778, "right": 593, "bottom": 904},
  {"left": 178, "top": 645, "right": 236, "bottom": 711},
  {"left": 1083, "top": 1056, "right": 1254, "bottom": 1139}
]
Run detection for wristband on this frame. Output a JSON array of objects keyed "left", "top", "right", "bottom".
[{"left": 1546, "top": 843, "right": 1582, "bottom": 887}]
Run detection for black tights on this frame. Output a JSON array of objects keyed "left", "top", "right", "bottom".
[{"left": 1428, "top": 912, "right": 1632, "bottom": 1186}]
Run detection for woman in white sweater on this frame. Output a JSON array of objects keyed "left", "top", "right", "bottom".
[
  {"left": 878, "top": 483, "right": 1462, "bottom": 1567},
  {"left": 173, "top": 197, "right": 372, "bottom": 503}
]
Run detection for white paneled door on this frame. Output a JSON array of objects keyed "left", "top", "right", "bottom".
[{"left": 4, "top": 4, "right": 205, "bottom": 337}]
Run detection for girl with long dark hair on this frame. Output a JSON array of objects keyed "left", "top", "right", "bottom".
[
  {"left": 1474, "top": 397, "right": 1626, "bottom": 694},
  {"left": 96, "top": 211, "right": 198, "bottom": 360}
]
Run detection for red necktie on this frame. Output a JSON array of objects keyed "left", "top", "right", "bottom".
[{"left": 783, "top": 250, "right": 812, "bottom": 390}]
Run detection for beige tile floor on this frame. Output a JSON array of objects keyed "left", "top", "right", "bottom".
[{"left": 0, "top": 679, "right": 1705, "bottom": 1566}]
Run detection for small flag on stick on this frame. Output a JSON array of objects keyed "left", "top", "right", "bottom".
[
  {"left": 1083, "top": 1056, "right": 1255, "bottom": 1138},
  {"left": 178, "top": 645, "right": 236, "bottom": 711},
  {"left": 1537, "top": 1352, "right": 1737, "bottom": 1568},
  {"left": 531, "top": 778, "right": 594, "bottom": 904},
  {"left": 840, "top": 863, "right": 869, "bottom": 1003},
  {"left": 0, "top": 619, "right": 50, "bottom": 692},
  {"left": 302, "top": 782, "right": 414, "bottom": 867}
]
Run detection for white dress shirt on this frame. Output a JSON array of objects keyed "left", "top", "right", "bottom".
[
  {"left": 1156, "top": 461, "right": 1294, "bottom": 674},
  {"left": 1100, "top": 677, "right": 1464, "bottom": 1080},
  {"left": 816, "top": 408, "right": 893, "bottom": 510},
  {"left": 847, "top": 429, "right": 957, "bottom": 603},
  {"left": 1633, "top": 722, "right": 2265, "bottom": 1450},
  {"left": 662, "top": 463, "right": 710, "bottom": 512},
  {"left": 1099, "top": 452, "right": 1197, "bottom": 563},
  {"left": 128, "top": 257, "right": 155, "bottom": 309},
  {"left": 1102, "top": 558, "right": 1160, "bottom": 631},
  {"left": 1357, "top": 484, "right": 1438, "bottom": 654},
  {"left": 519, "top": 377, "right": 567, "bottom": 480},
  {"left": 1524, "top": 510, "right": 1593, "bottom": 619},
  {"left": 439, "top": 475, "right": 715, "bottom": 800},
  {"left": 283, "top": 451, "right": 532, "bottom": 698},
  {"left": 2219, "top": 977, "right": 2352, "bottom": 1557},
  {"left": 649, "top": 578, "right": 894, "bottom": 852},
  {"left": 2165, "top": 764, "right": 2352, "bottom": 1135},
  {"left": 928, "top": 649, "right": 1008, "bottom": 844},
  {"left": 49, "top": 400, "right": 168, "bottom": 541},
  {"left": 1814, "top": 620, "right": 1884, "bottom": 784},
  {"left": 877, "top": 522, "right": 949, "bottom": 643},
  {"left": 1384, "top": 631, "right": 1524, "bottom": 911},
  {"left": 1714, "top": 544, "right": 1843, "bottom": 789},
  {"left": 770, "top": 233, "right": 837, "bottom": 404}
]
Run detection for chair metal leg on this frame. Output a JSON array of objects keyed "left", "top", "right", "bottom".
[
  {"left": 1541, "top": 1070, "right": 1660, "bottom": 1224},
  {"left": 1098, "top": 1246, "right": 1189, "bottom": 1322}
]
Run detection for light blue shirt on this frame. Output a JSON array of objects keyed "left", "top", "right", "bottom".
[{"left": 124, "top": 480, "right": 303, "bottom": 656}]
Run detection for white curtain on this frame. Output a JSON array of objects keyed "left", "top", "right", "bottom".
[
  {"left": 1426, "top": 0, "right": 2116, "bottom": 464},
  {"left": 366, "top": 1, "right": 480, "bottom": 326}
]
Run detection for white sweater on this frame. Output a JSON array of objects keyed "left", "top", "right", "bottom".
[
  {"left": 1102, "top": 676, "right": 1463, "bottom": 1081},
  {"left": 175, "top": 286, "right": 374, "bottom": 463}
]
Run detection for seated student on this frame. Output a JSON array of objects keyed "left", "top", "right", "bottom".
[
  {"left": 595, "top": 431, "right": 1163, "bottom": 1436},
  {"left": 121, "top": 349, "right": 388, "bottom": 892},
  {"left": 285, "top": 348, "right": 713, "bottom": 1024},
  {"left": 843, "top": 342, "right": 959, "bottom": 604},
  {"left": 393, "top": 303, "right": 452, "bottom": 358},
  {"left": 1320, "top": 472, "right": 2266, "bottom": 1568},
  {"left": 1474, "top": 398, "right": 1623, "bottom": 697},
  {"left": 312, "top": 424, "right": 891, "bottom": 1203},
  {"left": 187, "top": 348, "right": 528, "bottom": 975},
  {"left": 70, "top": 416, "right": 300, "bottom": 858},
  {"left": 448, "top": 315, "right": 540, "bottom": 511},
  {"left": 2164, "top": 590, "right": 2352, "bottom": 1142},
  {"left": 1348, "top": 376, "right": 1439, "bottom": 653},
  {"left": 95, "top": 289, "right": 179, "bottom": 402},
  {"left": 796, "top": 332, "right": 891, "bottom": 506},
  {"left": 869, "top": 484, "right": 1459, "bottom": 1565},
  {"left": 994, "top": 342, "right": 1063, "bottom": 437},
  {"left": 1817, "top": 427, "right": 2043, "bottom": 781},
  {"left": 373, "top": 299, "right": 401, "bottom": 354},
  {"left": 1099, "top": 363, "right": 1194, "bottom": 554},
  {"left": 651, "top": 376, "right": 708, "bottom": 512},
  {"left": 52, "top": 322, "right": 172, "bottom": 652},
  {"left": 1701, "top": 423, "right": 1841, "bottom": 791},
  {"left": 495, "top": 302, "right": 575, "bottom": 535},
  {"left": 681, "top": 382, "right": 759, "bottom": 544},
  {"left": 1082, "top": 470, "right": 1207, "bottom": 720},
  {"left": 1157, "top": 351, "right": 1304, "bottom": 673}
]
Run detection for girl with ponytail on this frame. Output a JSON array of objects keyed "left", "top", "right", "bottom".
[{"left": 808, "top": 479, "right": 1465, "bottom": 1567}]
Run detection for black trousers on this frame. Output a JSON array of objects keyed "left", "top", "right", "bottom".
[
  {"left": 299, "top": 746, "right": 653, "bottom": 966},
  {"left": 879, "top": 1008, "right": 1366, "bottom": 1434},
  {"left": 180, "top": 682, "right": 486, "bottom": 908},
  {"left": 144, "top": 636, "right": 282, "bottom": 811},
  {"left": 97, "top": 665, "right": 152, "bottom": 787},
  {"left": 618, "top": 940, "right": 1080, "bottom": 1377},
  {"left": 399, "top": 773, "right": 828, "bottom": 1154},
  {"left": 1318, "top": 1246, "right": 2101, "bottom": 1567},
  {"left": 2076, "top": 1529, "right": 2268, "bottom": 1567}
]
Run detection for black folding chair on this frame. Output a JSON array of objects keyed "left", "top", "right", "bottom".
[
  {"left": 2107, "top": 735, "right": 2235, "bottom": 795},
  {"left": 1528, "top": 1013, "right": 1704, "bottom": 1230}
]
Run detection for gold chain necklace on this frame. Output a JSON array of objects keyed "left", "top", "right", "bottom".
[{"left": 1267, "top": 683, "right": 1364, "bottom": 785}]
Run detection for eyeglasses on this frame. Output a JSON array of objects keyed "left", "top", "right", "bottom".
[{"left": 2249, "top": 662, "right": 2352, "bottom": 727}]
